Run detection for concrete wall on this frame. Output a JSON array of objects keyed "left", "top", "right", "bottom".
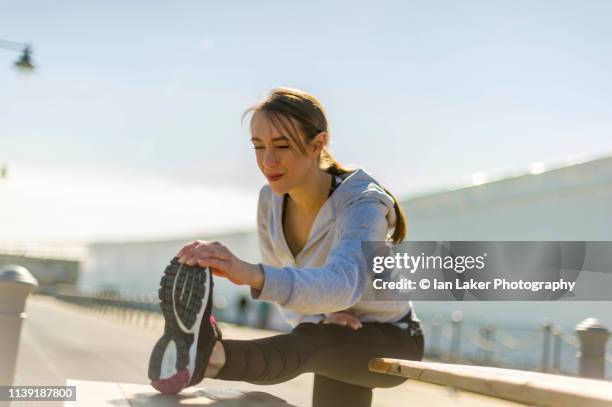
[{"left": 401, "top": 156, "right": 612, "bottom": 241}]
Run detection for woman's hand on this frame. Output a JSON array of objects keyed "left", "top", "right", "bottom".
[
  {"left": 322, "top": 310, "right": 362, "bottom": 330},
  {"left": 177, "top": 240, "right": 264, "bottom": 290}
]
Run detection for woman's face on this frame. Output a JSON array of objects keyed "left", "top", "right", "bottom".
[{"left": 250, "top": 111, "right": 316, "bottom": 195}]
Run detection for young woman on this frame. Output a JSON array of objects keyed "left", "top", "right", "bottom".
[{"left": 148, "top": 87, "right": 424, "bottom": 407}]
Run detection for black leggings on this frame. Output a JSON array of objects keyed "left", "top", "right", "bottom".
[{"left": 214, "top": 321, "right": 425, "bottom": 407}]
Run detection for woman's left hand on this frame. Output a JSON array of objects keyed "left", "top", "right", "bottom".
[
  {"left": 322, "top": 310, "right": 363, "bottom": 330},
  {"left": 177, "top": 240, "right": 264, "bottom": 289}
]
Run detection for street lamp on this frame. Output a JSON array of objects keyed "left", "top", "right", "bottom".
[
  {"left": 1, "top": 40, "right": 32, "bottom": 183},
  {"left": 0, "top": 39, "right": 35, "bottom": 72}
]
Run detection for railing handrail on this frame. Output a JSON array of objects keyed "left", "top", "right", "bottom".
[{"left": 369, "top": 358, "right": 612, "bottom": 407}]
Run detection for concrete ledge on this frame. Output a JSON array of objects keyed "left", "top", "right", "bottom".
[
  {"left": 63, "top": 380, "right": 294, "bottom": 406},
  {"left": 369, "top": 359, "right": 612, "bottom": 407}
]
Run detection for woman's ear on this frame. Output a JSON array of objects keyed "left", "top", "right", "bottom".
[{"left": 310, "top": 131, "right": 329, "bottom": 156}]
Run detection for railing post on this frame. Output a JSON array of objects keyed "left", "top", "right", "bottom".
[
  {"left": 430, "top": 315, "right": 442, "bottom": 359},
  {"left": 552, "top": 326, "right": 562, "bottom": 373},
  {"left": 575, "top": 318, "right": 610, "bottom": 379},
  {"left": 481, "top": 324, "right": 495, "bottom": 366},
  {"left": 0, "top": 265, "right": 38, "bottom": 386},
  {"left": 450, "top": 310, "right": 462, "bottom": 363},
  {"left": 541, "top": 322, "right": 552, "bottom": 372}
]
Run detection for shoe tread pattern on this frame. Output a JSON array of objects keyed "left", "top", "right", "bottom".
[{"left": 148, "top": 258, "right": 207, "bottom": 381}]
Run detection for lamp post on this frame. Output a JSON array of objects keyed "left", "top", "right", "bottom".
[
  {"left": 0, "top": 39, "right": 35, "bottom": 71},
  {"left": 1, "top": 39, "right": 32, "bottom": 184}
]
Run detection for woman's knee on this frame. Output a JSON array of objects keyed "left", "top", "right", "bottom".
[
  {"left": 372, "top": 334, "right": 424, "bottom": 388},
  {"left": 370, "top": 374, "right": 408, "bottom": 388},
  {"left": 395, "top": 330, "right": 425, "bottom": 361},
  {"left": 410, "top": 333, "right": 425, "bottom": 361}
]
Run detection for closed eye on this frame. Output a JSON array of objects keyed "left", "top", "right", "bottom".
[{"left": 252, "top": 145, "right": 290, "bottom": 150}]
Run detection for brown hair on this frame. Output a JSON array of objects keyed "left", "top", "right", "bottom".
[{"left": 243, "top": 87, "right": 407, "bottom": 243}]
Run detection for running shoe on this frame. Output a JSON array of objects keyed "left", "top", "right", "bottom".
[{"left": 148, "top": 257, "right": 220, "bottom": 394}]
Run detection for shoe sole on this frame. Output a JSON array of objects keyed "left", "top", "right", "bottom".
[{"left": 148, "top": 260, "right": 211, "bottom": 394}]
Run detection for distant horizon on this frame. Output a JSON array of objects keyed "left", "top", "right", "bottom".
[{"left": 1, "top": 150, "right": 609, "bottom": 246}]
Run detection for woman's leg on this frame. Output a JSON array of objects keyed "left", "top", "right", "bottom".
[
  {"left": 210, "top": 321, "right": 424, "bottom": 388},
  {"left": 312, "top": 374, "right": 372, "bottom": 407}
]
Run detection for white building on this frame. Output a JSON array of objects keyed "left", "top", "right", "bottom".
[{"left": 402, "top": 155, "right": 612, "bottom": 241}]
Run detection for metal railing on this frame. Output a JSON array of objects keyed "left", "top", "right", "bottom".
[
  {"left": 420, "top": 313, "right": 612, "bottom": 380},
  {"left": 369, "top": 359, "right": 612, "bottom": 407}
]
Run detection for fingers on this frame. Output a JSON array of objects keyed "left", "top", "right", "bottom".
[
  {"left": 177, "top": 240, "right": 202, "bottom": 258},
  {"left": 343, "top": 315, "right": 362, "bottom": 329},
  {"left": 347, "top": 319, "right": 362, "bottom": 330},
  {"left": 322, "top": 319, "right": 347, "bottom": 326},
  {"left": 190, "top": 245, "right": 222, "bottom": 263},
  {"left": 179, "top": 242, "right": 227, "bottom": 266},
  {"left": 321, "top": 314, "right": 362, "bottom": 330},
  {"left": 177, "top": 240, "right": 221, "bottom": 257},
  {"left": 196, "top": 257, "right": 227, "bottom": 270}
]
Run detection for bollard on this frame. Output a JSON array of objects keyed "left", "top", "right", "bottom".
[
  {"left": 0, "top": 265, "right": 39, "bottom": 386},
  {"left": 575, "top": 318, "right": 610, "bottom": 379}
]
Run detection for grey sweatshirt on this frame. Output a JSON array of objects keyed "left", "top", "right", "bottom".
[{"left": 251, "top": 167, "right": 416, "bottom": 327}]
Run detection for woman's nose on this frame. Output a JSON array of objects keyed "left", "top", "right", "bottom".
[{"left": 263, "top": 147, "right": 278, "bottom": 167}]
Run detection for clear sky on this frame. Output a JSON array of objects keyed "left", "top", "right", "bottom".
[{"left": 1, "top": 1, "right": 611, "bottom": 242}]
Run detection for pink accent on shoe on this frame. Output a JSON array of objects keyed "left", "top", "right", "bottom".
[
  {"left": 210, "top": 315, "right": 216, "bottom": 324},
  {"left": 150, "top": 369, "right": 190, "bottom": 394}
]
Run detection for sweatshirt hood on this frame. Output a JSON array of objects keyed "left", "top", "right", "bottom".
[
  {"left": 333, "top": 168, "right": 397, "bottom": 218},
  {"left": 326, "top": 167, "right": 398, "bottom": 241}
]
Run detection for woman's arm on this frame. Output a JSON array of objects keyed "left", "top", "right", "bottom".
[
  {"left": 177, "top": 240, "right": 264, "bottom": 288},
  {"left": 252, "top": 197, "right": 391, "bottom": 314},
  {"left": 177, "top": 196, "right": 392, "bottom": 315}
]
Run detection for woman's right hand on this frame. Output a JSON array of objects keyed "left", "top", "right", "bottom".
[
  {"left": 322, "top": 310, "right": 363, "bottom": 330},
  {"left": 175, "top": 240, "right": 264, "bottom": 289}
]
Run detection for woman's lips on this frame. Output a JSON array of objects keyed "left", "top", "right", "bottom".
[{"left": 266, "top": 174, "right": 284, "bottom": 182}]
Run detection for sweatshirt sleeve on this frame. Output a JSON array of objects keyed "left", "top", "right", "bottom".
[{"left": 253, "top": 197, "right": 392, "bottom": 314}]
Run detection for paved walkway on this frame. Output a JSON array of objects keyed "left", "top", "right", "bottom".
[{"left": 13, "top": 295, "right": 527, "bottom": 406}]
